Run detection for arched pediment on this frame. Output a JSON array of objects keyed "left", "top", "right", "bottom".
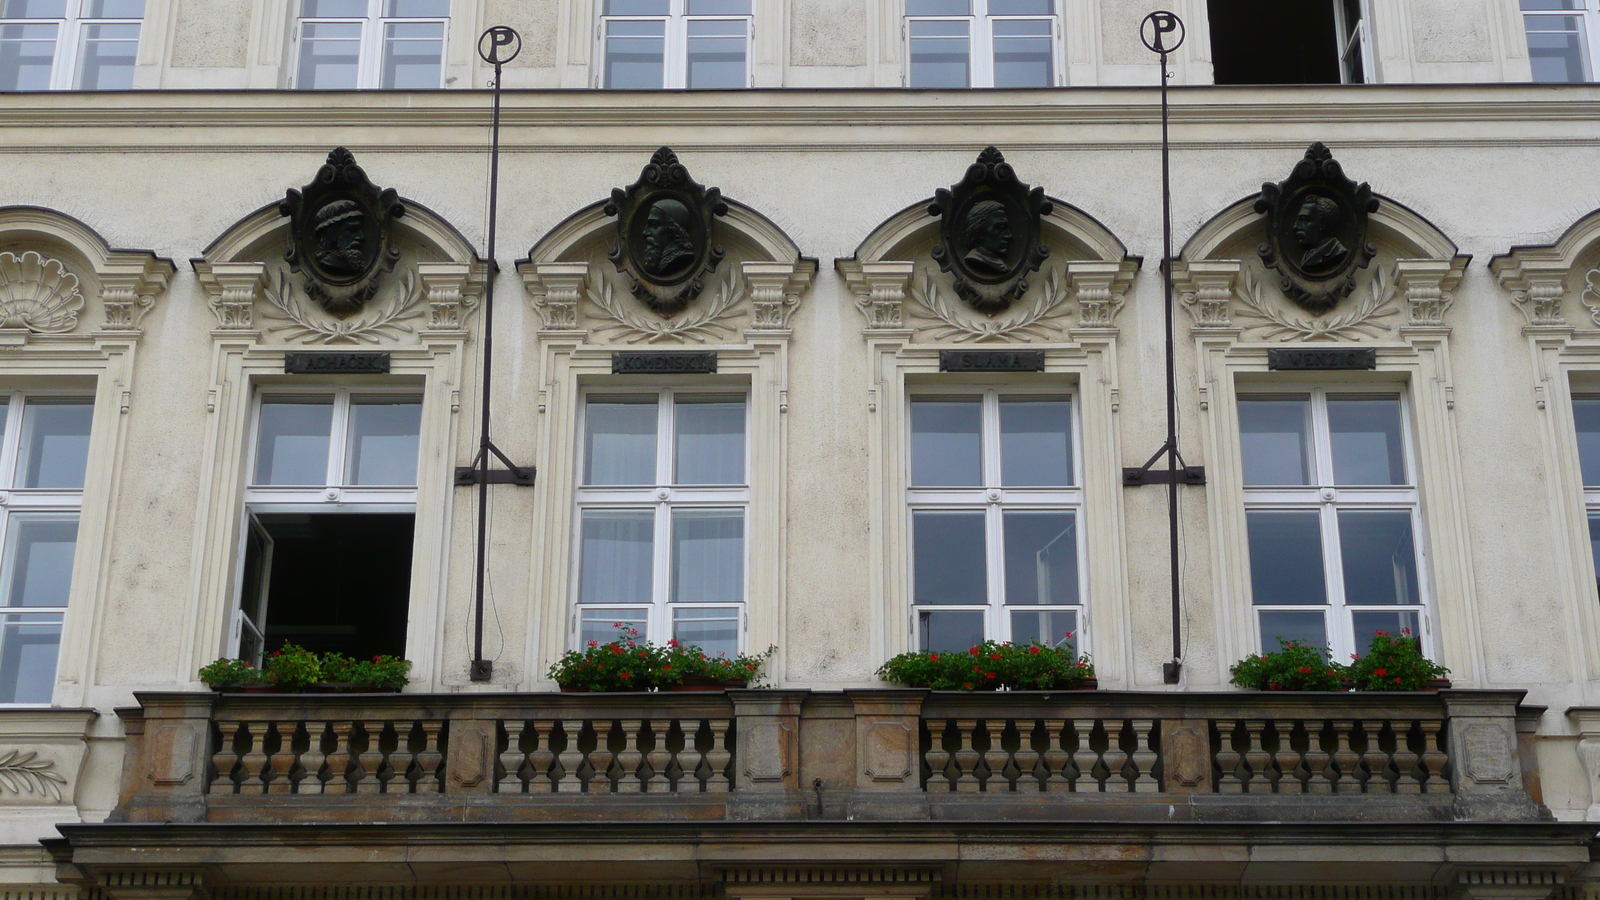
[
  {"left": 1491, "top": 207, "right": 1600, "bottom": 329},
  {"left": 0, "top": 205, "right": 175, "bottom": 339}
]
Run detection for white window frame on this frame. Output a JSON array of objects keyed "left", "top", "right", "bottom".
[
  {"left": 571, "top": 387, "right": 751, "bottom": 651},
  {"left": 902, "top": 0, "right": 1063, "bottom": 88},
  {"left": 0, "top": 391, "right": 93, "bottom": 707},
  {"left": 906, "top": 388, "right": 1085, "bottom": 650},
  {"left": 1239, "top": 386, "right": 1433, "bottom": 663},
  {"left": 289, "top": 0, "right": 449, "bottom": 90},
  {"left": 596, "top": 0, "right": 754, "bottom": 90},
  {"left": 1521, "top": 0, "right": 1599, "bottom": 83},
  {"left": 0, "top": 0, "right": 143, "bottom": 91},
  {"left": 1333, "top": 0, "right": 1375, "bottom": 85},
  {"left": 232, "top": 385, "right": 422, "bottom": 660}
]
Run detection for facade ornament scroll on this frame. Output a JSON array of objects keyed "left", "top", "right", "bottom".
[
  {"left": 1493, "top": 251, "right": 1575, "bottom": 329},
  {"left": 1173, "top": 259, "right": 1242, "bottom": 330},
  {"left": 1065, "top": 260, "right": 1137, "bottom": 329},
  {"left": 1578, "top": 267, "right": 1600, "bottom": 327},
  {"left": 838, "top": 260, "right": 914, "bottom": 329},
  {"left": 195, "top": 261, "right": 268, "bottom": 331},
  {"left": 415, "top": 262, "right": 487, "bottom": 332},
  {"left": 523, "top": 262, "right": 590, "bottom": 331},
  {"left": 1394, "top": 258, "right": 1467, "bottom": 328},
  {"left": 0, "top": 251, "right": 84, "bottom": 335},
  {"left": 98, "top": 255, "right": 173, "bottom": 332},
  {"left": 741, "top": 260, "right": 816, "bottom": 332}
]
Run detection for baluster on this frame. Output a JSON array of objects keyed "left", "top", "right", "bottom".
[
  {"left": 498, "top": 721, "right": 527, "bottom": 794},
  {"left": 1041, "top": 719, "right": 1068, "bottom": 792},
  {"left": 388, "top": 723, "right": 417, "bottom": 794},
  {"left": 1014, "top": 720, "right": 1042, "bottom": 793},
  {"left": 616, "top": 719, "right": 643, "bottom": 793},
  {"left": 589, "top": 721, "right": 616, "bottom": 793},
  {"left": 1272, "top": 721, "right": 1302, "bottom": 794},
  {"left": 1393, "top": 720, "right": 1422, "bottom": 794},
  {"left": 1130, "top": 720, "right": 1158, "bottom": 793},
  {"left": 705, "top": 719, "right": 731, "bottom": 793},
  {"left": 1215, "top": 721, "right": 1244, "bottom": 793},
  {"left": 527, "top": 722, "right": 555, "bottom": 793},
  {"left": 325, "top": 722, "right": 355, "bottom": 795},
  {"left": 238, "top": 721, "right": 269, "bottom": 794},
  {"left": 355, "top": 721, "right": 386, "bottom": 794},
  {"left": 1330, "top": 719, "right": 1360, "bottom": 794},
  {"left": 1304, "top": 720, "right": 1333, "bottom": 794},
  {"left": 266, "top": 720, "right": 299, "bottom": 794},
  {"left": 209, "top": 722, "right": 241, "bottom": 795},
  {"left": 925, "top": 719, "right": 952, "bottom": 791},
  {"left": 953, "top": 719, "right": 981, "bottom": 793},
  {"left": 1360, "top": 720, "right": 1390, "bottom": 794},
  {"left": 1071, "top": 720, "right": 1098, "bottom": 792},
  {"left": 1420, "top": 719, "right": 1450, "bottom": 795},
  {"left": 1102, "top": 721, "right": 1130, "bottom": 793},
  {"left": 556, "top": 720, "right": 586, "bottom": 793},
  {"left": 415, "top": 721, "right": 444, "bottom": 793},
  {"left": 678, "top": 721, "right": 706, "bottom": 793},
  {"left": 300, "top": 721, "right": 327, "bottom": 795},
  {"left": 1243, "top": 720, "right": 1270, "bottom": 793},
  {"left": 644, "top": 720, "right": 671, "bottom": 792},
  {"left": 982, "top": 721, "right": 1010, "bottom": 792}
]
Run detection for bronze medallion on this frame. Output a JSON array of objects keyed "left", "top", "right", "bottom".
[
  {"left": 929, "top": 146, "right": 1051, "bottom": 315},
  {"left": 605, "top": 147, "right": 728, "bottom": 317},
  {"left": 1255, "top": 142, "right": 1378, "bottom": 314},
  {"left": 280, "top": 148, "right": 405, "bottom": 318}
]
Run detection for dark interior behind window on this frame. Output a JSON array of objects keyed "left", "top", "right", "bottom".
[
  {"left": 254, "top": 512, "right": 412, "bottom": 660},
  {"left": 1208, "top": 0, "right": 1340, "bottom": 84}
]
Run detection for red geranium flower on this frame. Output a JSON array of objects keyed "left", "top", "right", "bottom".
[
  {"left": 969, "top": 647, "right": 980, "bottom": 657},
  {"left": 1298, "top": 666, "right": 1312, "bottom": 674},
  {"left": 1029, "top": 646, "right": 1041, "bottom": 655},
  {"left": 1375, "top": 667, "right": 1387, "bottom": 676},
  {"left": 990, "top": 653, "right": 1002, "bottom": 660},
  {"left": 930, "top": 653, "right": 941, "bottom": 662}
]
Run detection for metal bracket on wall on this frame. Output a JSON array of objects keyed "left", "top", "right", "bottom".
[
  {"left": 1122, "top": 466, "right": 1206, "bottom": 486},
  {"left": 455, "top": 465, "right": 535, "bottom": 486}
]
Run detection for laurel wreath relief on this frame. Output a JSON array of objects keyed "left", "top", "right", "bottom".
[
  {"left": 0, "top": 749, "right": 66, "bottom": 802},
  {"left": 907, "top": 267, "right": 1071, "bottom": 342},
  {"left": 1235, "top": 264, "right": 1398, "bottom": 341},
  {"left": 261, "top": 268, "right": 424, "bottom": 344},
  {"left": 586, "top": 266, "right": 744, "bottom": 344}
]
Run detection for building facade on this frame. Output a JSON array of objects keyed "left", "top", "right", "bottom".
[{"left": 1, "top": 2, "right": 1599, "bottom": 900}]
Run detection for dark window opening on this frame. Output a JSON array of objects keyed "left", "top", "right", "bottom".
[
  {"left": 242, "top": 512, "right": 412, "bottom": 661},
  {"left": 1207, "top": 0, "right": 1341, "bottom": 85}
]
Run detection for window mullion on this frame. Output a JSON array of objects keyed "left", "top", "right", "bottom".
[
  {"left": 654, "top": 500, "right": 672, "bottom": 641},
  {"left": 1310, "top": 389, "right": 1335, "bottom": 487},
  {"left": 986, "top": 502, "right": 1004, "bottom": 642},
  {"left": 974, "top": 13, "right": 991, "bottom": 87},
  {"left": 1, "top": 392, "right": 25, "bottom": 491},
  {"left": 1322, "top": 501, "right": 1351, "bottom": 660},
  {"left": 328, "top": 391, "right": 352, "bottom": 488},
  {"left": 658, "top": 390, "right": 675, "bottom": 486}
]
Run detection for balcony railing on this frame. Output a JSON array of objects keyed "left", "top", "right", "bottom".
[{"left": 113, "top": 688, "right": 1540, "bottom": 824}]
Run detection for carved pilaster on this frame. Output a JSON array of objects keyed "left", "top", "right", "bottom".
[
  {"left": 1172, "top": 259, "right": 1241, "bottom": 329},
  {"left": 521, "top": 261, "right": 590, "bottom": 332},
  {"left": 416, "top": 261, "right": 487, "bottom": 332},
  {"left": 194, "top": 261, "right": 268, "bottom": 331},
  {"left": 1395, "top": 257, "right": 1467, "bottom": 328},
  {"left": 838, "top": 260, "right": 914, "bottom": 330},
  {"left": 741, "top": 259, "right": 816, "bottom": 332}
]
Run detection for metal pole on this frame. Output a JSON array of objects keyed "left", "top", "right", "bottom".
[
  {"left": 470, "top": 57, "right": 504, "bottom": 682},
  {"left": 1159, "top": 45, "right": 1182, "bottom": 681}
]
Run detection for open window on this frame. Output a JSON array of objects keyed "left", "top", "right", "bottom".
[
  {"left": 1207, "top": 0, "right": 1371, "bottom": 85},
  {"left": 232, "top": 389, "right": 420, "bottom": 663}
]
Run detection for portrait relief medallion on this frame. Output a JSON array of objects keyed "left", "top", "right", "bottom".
[
  {"left": 929, "top": 146, "right": 1052, "bottom": 315},
  {"left": 1255, "top": 142, "right": 1378, "bottom": 314},
  {"left": 279, "top": 147, "right": 405, "bottom": 318},
  {"left": 605, "top": 147, "right": 728, "bottom": 317}
]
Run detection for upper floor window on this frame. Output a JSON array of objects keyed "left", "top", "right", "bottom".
[
  {"left": 905, "top": 0, "right": 1058, "bottom": 88},
  {"left": 293, "top": 0, "right": 448, "bottom": 90},
  {"left": 1208, "top": 0, "right": 1372, "bottom": 85},
  {"left": 1522, "top": 0, "right": 1597, "bottom": 83},
  {"left": 1239, "top": 391, "right": 1427, "bottom": 661},
  {"left": 0, "top": 395, "right": 91, "bottom": 704},
  {"left": 909, "top": 392, "right": 1081, "bottom": 652},
  {"left": 0, "top": 0, "right": 143, "bottom": 91},
  {"left": 1572, "top": 396, "right": 1600, "bottom": 595},
  {"left": 600, "top": 0, "right": 752, "bottom": 90}
]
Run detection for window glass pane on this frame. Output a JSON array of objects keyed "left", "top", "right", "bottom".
[
  {"left": 240, "top": 518, "right": 270, "bottom": 631},
  {"left": 1576, "top": 399, "right": 1600, "bottom": 485},
  {"left": 0, "top": 23, "right": 57, "bottom": 91},
  {"left": 1522, "top": 0, "right": 1580, "bottom": 10},
  {"left": 1526, "top": 15, "right": 1591, "bottom": 82},
  {"left": 19, "top": 400, "right": 92, "bottom": 489},
  {"left": 673, "top": 607, "right": 739, "bottom": 658},
  {"left": 298, "top": 21, "right": 360, "bottom": 89},
  {"left": 578, "top": 510, "right": 654, "bottom": 606},
  {"left": 383, "top": 0, "right": 448, "bottom": 16},
  {"left": 3, "top": 516, "right": 77, "bottom": 608},
  {"left": 76, "top": 22, "right": 138, "bottom": 89},
  {"left": 919, "top": 609, "right": 985, "bottom": 653},
  {"left": 1009, "top": 607, "right": 1076, "bottom": 648},
  {"left": 1239, "top": 397, "right": 1311, "bottom": 486},
  {"left": 1000, "top": 399, "right": 1071, "bottom": 486},
  {"left": 347, "top": 399, "right": 421, "bottom": 485},
  {"left": 1337, "top": 510, "right": 1420, "bottom": 606},
  {"left": 910, "top": 398, "right": 981, "bottom": 486},
  {"left": 671, "top": 508, "right": 743, "bottom": 604},
  {"left": 604, "top": 19, "right": 664, "bottom": 88},
  {"left": 0, "top": 402, "right": 9, "bottom": 449},
  {"left": 302, "top": 0, "right": 364, "bottom": 15},
  {"left": 1002, "top": 511, "right": 1077, "bottom": 606},
  {"left": 581, "top": 608, "right": 648, "bottom": 645},
  {"left": 909, "top": 19, "right": 969, "bottom": 88},
  {"left": 686, "top": 17, "right": 746, "bottom": 88},
  {"left": 989, "top": 0, "right": 1052, "bottom": 12},
  {"left": 0, "top": 612, "right": 60, "bottom": 703},
  {"left": 992, "top": 17, "right": 1052, "bottom": 87},
  {"left": 1591, "top": 513, "right": 1600, "bottom": 599},
  {"left": 0, "top": 1, "right": 65, "bottom": 16},
  {"left": 687, "top": 0, "right": 750, "bottom": 12},
  {"left": 254, "top": 398, "right": 333, "bottom": 486},
  {"left": 381, "top": 20, "right": 442, "bottom": 88},
  {"left": 85, "top": 0, "right": 143, "bottom": 17},
  {"left": 1257, "top": 609, "right": 1328, "bottom": 654},
  {"left": 1246, "top": 510, "right": 1326, "bottom": 605},
  {"left": 585, "top": 399, "right": 657, "bottom": 485},
  {"left": 604, "top": 0, "right": 669, "bottom": 13},
  {"left": 907, "top": 0, "right": 969, "bottom": 13},
  {"left": 912, "top": 510, "right": 987, "bottom": 605},
  {"left": 675, "top": 398, "right": 745, "bottom": 484},
  {"left": 1350, "top": 610, "right": 1421, "bottom": 656},
  {"left": 1327, "top": 396, "right": 1406, "bottom": 485}
]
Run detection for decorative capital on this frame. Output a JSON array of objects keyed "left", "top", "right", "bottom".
[
  {"left": 98, "top": 254, "right": 174, "bottom": 333},
  {"left": 838, "top": 260, "right": 914, "bottom": 330},
  {"left": 1172, "top": 259, "right": 1242, "bottom": 330},
  {"left": 740, "top": 259, "right": 816, "bottom": 332},
  {"left": 1394, "top": 257, "right": 1467, "bottom": 328},
  {"left": 522, "top": 261, "right": 592, "bottom": 332},
  {"left": 194, "top": 261, "right": 268, "bottom": 331},
  {"left": 1065, "top": 259, "right": 1137, "bottom": 329},
  {"left": 416, "top": 261, "right": 487, "bottom": 332}
]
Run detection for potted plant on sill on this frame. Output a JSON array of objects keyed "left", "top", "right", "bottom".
[
  {"left": 1229, "top": 639, "right": 1346, "bottom": 691},
  {"left": 319, "top": 652, "right": 413, "bottom": 692},
  {"left": 876, "top": 639, "right": 1097, "bottom": 691},
  {"left": 1345, "top": 629, "right": 1450, "bottom": 691},
  {"left": 198, "top": 644, "right": 411, "bottom": 693},
  {"left": 546, "top": 625, "right": 776, "bottom": 692}
]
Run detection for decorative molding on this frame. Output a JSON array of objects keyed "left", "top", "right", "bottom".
[
  {"left": 415, "top": 261, "right": 486, "bottom": 332},
  {"left": 586, "top": 266, "right": 744, "bottom": 344},
  {"left": 1065, "top": 259, "right": 1137, "bottom": 329},
  {"left": 1173, "top": 259, "right": 1242, "bottom": 329},
  {"left": 523, "top": 262, "right": 590, "bottom": 331},
  {"left": 1394, "top": 257, "right": 1467, "bottom": 328},
  {"left": 260, "top": 268, "right": 425, "bottom": 344},
  {"left": 0, "top": 250, "right": 83, "bottom": 335},
  {"left": 1235, "top": 264, "right": 1399, "bottom": 341},
  {"left": 1578, "top": 267, "right": 1600, "bottom": 328},
  {"left": 907, "top": 267, "right": 1071, "bottom": 342},
  {"left": 838, "top": 260, "right": 914, "bottom": 329},
  {"left": 0, "top": 749, "right": 66, "bottom": 802},
  {"left": 740, "top": 259, "right": 816, "bottom": 331},
  {"left": 1494, "top": 249, "right": 1578, "bottom": 329},
  {"left": 194, "top": 261, "right": 268, "bottom": 331},
  {"left": 98, "top": 255, "right": 172, "bottom": 332}
]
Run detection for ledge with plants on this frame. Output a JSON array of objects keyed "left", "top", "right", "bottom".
[
  {"left": 877, "top": 640, "right": 1096, "bottom": 691},
  {"left": 1229, "top": 630, "right": 1450, "bottom": 692},
  {"left": 548, "top": 626, "right": 776, "bottom": 692},
  {"left": 198, "top": 643, "right": 413, "bottom": 693}
]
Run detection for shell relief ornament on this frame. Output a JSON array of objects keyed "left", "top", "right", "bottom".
[
  {"left": 1255, "top": 142, "right": 1378, "bottom": 314},
  {"left": 929, "top": 146, "right": 1051, "bottom": 315},
  {"left": 604, "top": 147, "right": 729, "bottom": 317},
  {"left": 279, "top": 147, "right": 405, "bottom": 318}
]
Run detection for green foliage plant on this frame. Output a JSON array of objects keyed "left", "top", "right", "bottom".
[
  {"left": 262, "top": 643, "right": 323, "bottom": 690},
  {"left": 1228, "top": 639, "right": 1345, "bottom": 691},
  {"left": 876, "top": 640, "right": 1095, "bottom": 691},
  {"left": 197, "top": 657, "right": 264, "bottom": 688},
  {"left": 546, "top": 626, "right": 778, "bottom": 691},
  {"left": 1345, "top": 629, "right": 1449, "bottom": 691}
]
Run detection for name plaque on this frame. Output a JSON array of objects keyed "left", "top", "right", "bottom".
[
  {"left": 939, "top": 350, "right": 1047, "bottom": 373},
  {"left": 284, "top": 352, "right": 391, "bottom": 375},
  {"left": 1267, "top": 348, "right": 1377, "bottom": 371},
  {"left": 611, "top": 351, "right": 718, "bottom": 375}
]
